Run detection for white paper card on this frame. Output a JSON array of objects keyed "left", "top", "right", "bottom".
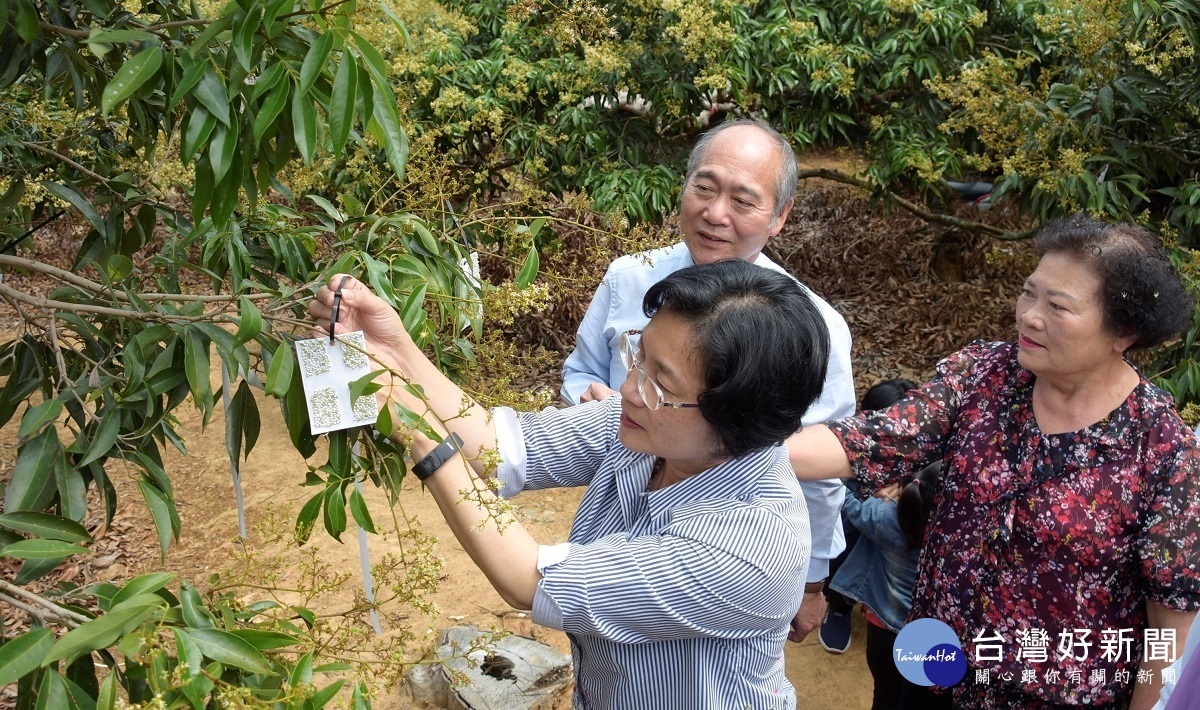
[{"left": 294, "top": 331, "right": 379, "bottom": 434}]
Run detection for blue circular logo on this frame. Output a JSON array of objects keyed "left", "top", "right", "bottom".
[{"left": 893, "top": 618, "right": 967, "bottom": 687}]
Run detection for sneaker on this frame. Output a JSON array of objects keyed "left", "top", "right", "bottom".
[{"left": 819, "top": 608, "right": 852, "bottom": 654}]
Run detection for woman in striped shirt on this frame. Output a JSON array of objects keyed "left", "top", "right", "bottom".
[{"left": 311, "top": 260, "right": 831, "bottom": 708}]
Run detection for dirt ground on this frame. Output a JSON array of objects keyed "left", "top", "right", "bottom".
[{"left": 1, "top": 174, "right": 1030, "bottom": 707}]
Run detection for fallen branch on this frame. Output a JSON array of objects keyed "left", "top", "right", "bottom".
[{"left": 795, "top": 168, "right": 1036, "bottom": 241}]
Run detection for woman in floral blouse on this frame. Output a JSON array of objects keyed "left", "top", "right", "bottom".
[{"left": 788, "top": 215, "right": 1199, "bottom": 709}]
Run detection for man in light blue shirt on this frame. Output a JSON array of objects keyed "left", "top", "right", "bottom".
[{"left": 560, "top": 119, "right": 857, "bottom": 640}]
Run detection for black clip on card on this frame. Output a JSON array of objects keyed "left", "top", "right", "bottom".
[{"left": 330, "top": 275, "right": 351, "bottom": 345}]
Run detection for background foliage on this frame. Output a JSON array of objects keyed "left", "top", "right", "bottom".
[{"left": 0, "top": 0, "right": 1197, "bottom": 705}]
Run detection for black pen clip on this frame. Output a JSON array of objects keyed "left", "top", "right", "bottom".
[{"left": 330, "top": 275, "right": 351, "bottom": 345}]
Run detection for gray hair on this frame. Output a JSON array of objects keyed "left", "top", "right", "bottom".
[{"left": 684, "top": 119, "right": 799, "bottom": 222}]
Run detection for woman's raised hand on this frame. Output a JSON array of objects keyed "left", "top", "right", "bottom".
[{"left": 308, "top": 275, "right": 410, "bottom": 369}]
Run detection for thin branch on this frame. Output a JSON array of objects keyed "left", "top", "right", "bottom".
[
  {"left": 278, "top": 0, "right": 354, "bottom": 19},
  {"left": 48, "top": 316, "right": 71, "bottom": 387},
  {"left": 0, "top": 593, "right": 50, "bottom": 625},
  {"left": 18, "top": 141, "right": 113, "bottom": 188},
  {"left": 0, "top": 281, "right": 198, "bottom": 321},
  {"left": 135, "top": 18, "right": 214, "bottom": 31},
  {"left": 795, "top": 168, "right": 1037, "bottom": 241},
  {"left": 0, "top": 255, "right": 278, "bottom": 303},
  {"left": 38, "top": 20, "right": 90, "bottom": 39},
  {"left": 0, "top": 579, "right": 91, "bottom": 626}
]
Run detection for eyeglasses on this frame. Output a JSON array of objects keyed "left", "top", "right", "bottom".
[{"left": 619, "top": 330, "right": 701, "bottom": 411}]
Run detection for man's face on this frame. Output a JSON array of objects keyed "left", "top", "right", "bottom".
[{"left": 680, "top": 125, "right": 793, "bottom": 265}]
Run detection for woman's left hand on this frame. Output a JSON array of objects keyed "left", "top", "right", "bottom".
[
  {"left": 308, "top": 275, "right": 408, "bottom": 373},
  {"left": 873, "top": 483, "right": 901, "bottom": 502}
]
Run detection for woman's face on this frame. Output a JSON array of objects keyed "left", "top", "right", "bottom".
[
  {"left": 1015, "top": 252, "right": 1134, "bottom": 379},
  {"left": 617, "top": 310, "right": 726, "bottom": 473}
]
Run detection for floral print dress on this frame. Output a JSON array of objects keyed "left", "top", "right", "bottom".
[{"left": 828, "top": 341, "right": 1200, "bottom": 708}]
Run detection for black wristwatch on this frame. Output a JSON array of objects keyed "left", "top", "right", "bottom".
[{"left": 413, "top": 432, "right": 464, "bottom": 480}]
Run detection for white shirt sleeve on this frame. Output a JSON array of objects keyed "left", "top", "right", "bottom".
[{"left": 561, "top": 272, "right": 616, "bottom": 405}]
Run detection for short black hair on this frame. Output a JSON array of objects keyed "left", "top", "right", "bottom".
[
  {"left": 643, "top": 260, "right": 830, "bottom": 458},
  {"left": 1034, "top": 214, "right": 1195, "bottom": 350},
  {"left": 860, "top": 378, "right": 918, "bottom": 413}
]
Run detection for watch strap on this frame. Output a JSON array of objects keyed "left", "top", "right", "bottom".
[{"left": 413, "top": 432, "right": 464, "bottom": 480}]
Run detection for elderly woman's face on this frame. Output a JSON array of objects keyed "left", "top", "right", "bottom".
[
  {"left": 617, "top": 310, "right": 725, "bottom": 473},
  {"left": 1015, "top": 252, "right": 1134, "bottom": 379}
]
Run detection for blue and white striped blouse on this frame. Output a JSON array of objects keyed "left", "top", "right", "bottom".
[{"left": 494, "top": 397, "right": 810, "bottom": 709}]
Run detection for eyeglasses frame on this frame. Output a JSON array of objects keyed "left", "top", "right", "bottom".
[{"left": 619, "top": 329, "right": 702, "bottom": 411}]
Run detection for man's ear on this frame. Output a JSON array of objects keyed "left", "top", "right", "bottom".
[{"left": 767, "top": 198, "right": 795, "bottom": 237}]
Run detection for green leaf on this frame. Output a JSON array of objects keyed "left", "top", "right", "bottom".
[
  {"left": 0, "top": 629, "right": 54, "bottom": 685},
  {"left": 106, "top": 253, "right": 134, "bottom": 281},
  {"left": 35, "top": 665, "right": 69, "bottom": 710},
  {"left": 310, "top": 679, "right": 347, "bottom": 708},
  {"left": 413, "top": 222, "right": 439, "bottom": 255},
  {"left": 400, "top": 284, "right": 427, "bottom": 333},
  {"left": 184, "top": 628, "right": 277, "bottom": 676},
  {"left": 292, "top": 90, "right": 318, "bottom": 164},
  {"left": 5, "top": 428, "right": 61, "bottom": 513},
  {"left": 16, "top": 556, "right": 65, "bottom": 584},
  {"left": 183, "top": 329, "right": 213, "bottom": 410},
  {"left": 172, "top": 55, "right": 208, "bottom": 109},
  {"left": 375, "top": 400, "right": 394, "bottom": 437},
  {"left": 234, "top": 297, "right": 263, "bottom": 345},
  {"left": 516, "top": 245, "right": 539, "bottom": 288},
  {"left": 322, "top": 485, "right": 346, "bottom": 541},
  {"left": 294, "top": 491, "right": 323, "bottom": 545},
  {"left": 18, "top": 399, "right": 62, "bottom": 440},
  {"left": 138, "top": 480, "right": 177, "bottom": 557},
  {"left": 298, "top": 32, "right": 335, "bottom": 97},
  {"left": 233, "top": 6, "right": 262, "bottom": 72},
  {"left": 78, "top": 408, "right": 120, "bottom": 468},
  {"left": 95, "top": 673, "right": 117, "bottom": 710},
  {"left": 0, "top": 512, "right": 91, "bottom": 542},
  {"left": 289, "top": 650, "right": 314, "bottom": 687},
  {"left": 194, "top": 68, "right": 231, "bottom": 127},
  {"left": 109, "top": 572, "right": 176, "bottom": 608},
  {"left": 180, "top": 584, "right": 216, "bottom": 629},
  {"left": 43, "top": 182, "right": 105, "bottom": 235},
  {"left": 368, "top": 86, "right": 408, "bottom": 181},
  {"left": 349, "top": 488, "right": 375, "bottom": 533},
  {"left": 85, "top": 29, "right": 157, "bottom": 44},
  {"left": 253, "top": 80, "right": 290, "bottom": 146},
  {"left": 188, "top": 12, "right": 233, "bottom": 57},
  {"left": 13, "top": 0, "right": 39, "bottom": 43},
  {"left": 101, "top": 47, "right": 164, "bottom": 116},
  {"left": 227, "top": 630, "right": 300, "bottom": 650},
  {"left": 209, "top": 121, "right": 239, "bottom": 184},
  {"left": 328, "top": 53, "right": 358, "bottom": 154},
  {"left": 226, "top": 379, "right": 260, "bottom": 463},
  {"left": 43, "top": 600, "right": 163, "bottom": 666},
  {"left": 347, "top": 371, "right": 383, "bottom": 402},
  {"left": 351, "top": 33, "right": 391, "bottom": 88},
  {"left": 284, "top": 370, "right": 316, "bottom": 457},
  {"left": 53, "top": 458, "right": 87, "bottom": 523},
  {"left": 352, "top": 680, "right": 370, "bottom": 710},
  {"left": 265, "top": 339, "right": 294, "bottom": 398},
  {"left": 0, "top": 539, "right": 88, "bottom": 559},
  {"left": 173, "top": 628, "right": 206, "bottom": 708}
]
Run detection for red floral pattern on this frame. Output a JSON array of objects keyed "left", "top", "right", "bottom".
[{"left": 829, "top": 341, "right": 1200, "bottom": 707}]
